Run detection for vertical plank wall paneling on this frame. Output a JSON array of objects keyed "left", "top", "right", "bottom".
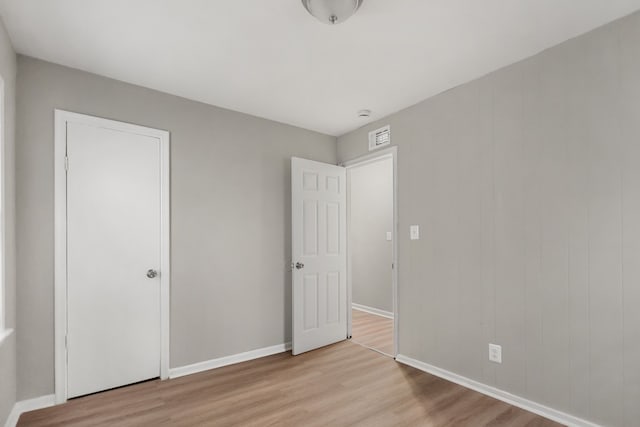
[
  {"left": 0, "top": 16, "right": 17, "bottom": 427},
  {"left": 618, "top": 13, "right": 640, "bottom": 426},
  {"left": 337, "top": 11, "right": 640, "bottom": 427}
]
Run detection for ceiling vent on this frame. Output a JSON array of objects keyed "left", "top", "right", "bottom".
[{"left": 368, "top": 125, "right": 391, "bottom": 151}]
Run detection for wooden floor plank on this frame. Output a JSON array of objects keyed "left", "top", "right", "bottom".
[
  {"left": 351, "top": 308, "right": 394, "bottom": 355},
  {"left": 18, "top": 340, "right": 563, "bottom": 426}
]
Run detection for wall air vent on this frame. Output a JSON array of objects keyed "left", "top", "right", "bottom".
[{"left": 368, "top": 125, "right": 391, "bottom": 151}]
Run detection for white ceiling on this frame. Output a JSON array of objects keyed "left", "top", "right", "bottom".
[{"left": 1, "top": 0, "right": 639, "bottom": 136}]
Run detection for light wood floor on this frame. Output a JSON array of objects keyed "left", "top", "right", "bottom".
[
  {"left": 19, "top": 341, "right": 562, "bottom": 427},
  {"left": 351, "top": 308, "right": 394, "bottom": 356}
]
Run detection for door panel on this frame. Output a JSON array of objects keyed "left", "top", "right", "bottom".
[
  {"left": 304, "top": 274, "right": 319, "bottom": 330},
  {"left": 303, "top": 200, "right": 318, "bottom": 255},
  {"left": 292, "top": 158, "right": 347, "bottom": 355},
  {"left": 66, "top": 122, "right": 161, "bottom": 398},
  {"left": 326, "top": 202, "right": 340, "bottom": 255}
]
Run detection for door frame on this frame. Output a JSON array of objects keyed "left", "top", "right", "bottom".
[
  {"left": 341, "top": 146, "right": 398, "bottom": 357},
  {"left": 54, "top": 110, "right": 171, "bottom": 404}
]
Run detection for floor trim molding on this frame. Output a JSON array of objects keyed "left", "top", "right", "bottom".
[
  {"left": 169, "top": 342, "right": 292, "bottom": 379},
  {"left": 4, "top": 394, "right": 56, "bottom": 427},
  {"left": 352, "top": 303, "right": 394, "bottom": 319},
  {"left": 395, "top": 354, "right": 599, "bottom": 427},
  {"left": 4, "top": 345, "right": 293, "bottom": 426}
]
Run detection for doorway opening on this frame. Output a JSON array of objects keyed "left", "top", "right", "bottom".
[
  {"left": 290, "top": 147, "right": 397, "bottom": 357},
  {"left": 344, "top": 147, "right": 397, "bottom": 357}
]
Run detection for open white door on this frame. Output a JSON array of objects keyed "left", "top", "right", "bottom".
[{"left": 291, "top": 157, "right": 347, "bottom": 355}]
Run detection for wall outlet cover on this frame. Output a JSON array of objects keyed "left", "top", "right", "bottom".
[
  {"left": 489, "top": 343, "right": 502, "bottom": 364},
  {"left": 410, "top": 225, "right": 420, "bottom": 240}
]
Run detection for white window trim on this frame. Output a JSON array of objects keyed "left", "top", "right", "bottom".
[
  {"left": 0, "top": 76, "right": 6, "bottom": 338},
  {"left": 0, "top": 328, "right": 12, "bottom": 347}
]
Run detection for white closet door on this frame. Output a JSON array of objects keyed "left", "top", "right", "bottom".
[{"left": 66, "top": 121, "right": 161, "bottom": 398}]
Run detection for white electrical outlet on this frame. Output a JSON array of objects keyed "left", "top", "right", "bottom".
[
  {"left": 386, "top": 231, "right": 392, "bottom": 241},
  {"left": 410, "top": 225, "right": 420, "bottom": 240},
  {"left": 489, "top": 344, "right": 502, "bottom": 364}
]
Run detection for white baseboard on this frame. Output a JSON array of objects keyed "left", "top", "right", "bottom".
[
  {"left": 169, "top": 342, "right": 292, "bottom": 379},
  {"left": 3, "top": 344, "right": 292, "bottom": 426},
  {"left": 4, "top": 394, "right": 56, "bottom": 427},
  {"left": 3, "top": 351, "right": 596, "bottom": 427},
  {"left": 395, "top": 355, "right": 599, "bottom": 427},
  {"left": 352, "top": 303, "right": 394, "bottom": 319}
]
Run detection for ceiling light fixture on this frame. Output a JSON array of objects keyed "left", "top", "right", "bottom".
[
  {"left": 357, "top": 109, "right": 371, "bottom": 118},
  {"left": 301, "top": 0, "right": 364, "bottom": 25}
]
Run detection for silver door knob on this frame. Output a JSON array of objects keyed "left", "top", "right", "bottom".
[
  {"left": 146, "top": 269, "right": 158, "bottom": 279},
  {"left": 295, "top": 262, "right": 304, "bottom": 270}
]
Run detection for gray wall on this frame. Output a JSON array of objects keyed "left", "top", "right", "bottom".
[
  {"left": 348, "top": 157, "right": 393, "bottom": 313},
  {"left": 16, "top": 56, "right": 336, "bottom": 400},
  {"left": 338, "top": 11, "right": 640, "bottom": 427},
  {"left": 0, "top": 16, "right": 17, "bottom": 427}
]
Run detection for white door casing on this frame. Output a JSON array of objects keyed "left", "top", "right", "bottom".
[
  {"left": 291, "top": 157, "right": 347, "bottom": 355},
  {"left": 54, "top": 110, "right": 170, "bottom": 402},
  {"left": 341, "top": 146, "right": 399, "bottom": 358}
]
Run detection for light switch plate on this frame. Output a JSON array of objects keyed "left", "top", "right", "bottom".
[
  {"left": 410, "top": 225, "right": 420, "bottom": 240},
  {"left": 489, "top": 343, "right": 502, "bottom": 364},
  {"left": 386, "top": 232, "right": 392, "bottom": 241}
]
